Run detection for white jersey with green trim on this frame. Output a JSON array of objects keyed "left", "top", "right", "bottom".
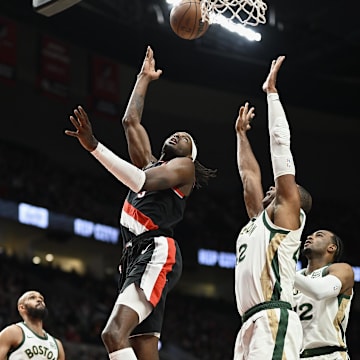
[
  {"left": 8, "top": 322, "right": 59, "bottom": 360},
  {"left": 294, "top": 266, "right": 353, "bottom": 353},
  {"left": 235, "top": 208, "right": 306, "bottom": 316}
]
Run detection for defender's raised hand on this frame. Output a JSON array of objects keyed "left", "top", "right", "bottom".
[
  {"left": 262, "top": 55, "right": 285, "bottom": 94},
  {"left": 65, "top": 105, "right": 98, "bottom": 152},
  {"left": 235, "top": 102, "right": 255, "bottom": 134}
]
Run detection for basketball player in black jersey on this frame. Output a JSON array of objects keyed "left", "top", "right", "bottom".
[{"left": 65, "top": 45, "right": 216, "bottom": 360}]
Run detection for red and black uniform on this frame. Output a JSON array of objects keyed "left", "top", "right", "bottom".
[{"left": 118, "top": 161, "right": 187, "bottom": 336}]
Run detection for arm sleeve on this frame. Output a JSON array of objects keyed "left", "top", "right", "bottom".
[
  {"left": 91, "top": 142, "right": 146, "bottom": 193},
  {"left": 267, "top": 93, "right": 295, "bottom": 179},
  {"left": 294, "top": 272, "right": 342, "bottom": 300}
]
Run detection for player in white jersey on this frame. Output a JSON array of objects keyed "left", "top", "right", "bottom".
[
  {"left": 0, "top": 290, "right": 65, "bottom": 360},
  {"left": 233, "top": 55, "right": 312, "bottom": 360},
  {"left": 294, "top": 230, "right": 354, "bottom": 359}
]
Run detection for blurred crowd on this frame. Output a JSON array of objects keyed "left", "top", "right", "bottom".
[
  {"left": 1, "top": 138, "right": 360, "bottom": 359},
  {"left": 0, "top": 252, "right": 239, "bottom": 359},
  {"left": 0, "top": 138, "right": 245, "bottom": 259},
  {"left": 1, "top": 139, "right": 359, "bottom": 263},
  {"left": 0, "top": 140, "right": 122, "bottom": 228},
  {"left": 1, "top": 248, "right": 359, "bottom": 359}
]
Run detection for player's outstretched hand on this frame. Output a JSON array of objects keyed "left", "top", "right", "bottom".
[
  {"left": 235, "top": 102, "right": 255, "bottom": 134},
  {"left": 65, "top": 105, "right": 98, "bottom": 152},
  {"left": 138, "top": 46, "right": 163, "bottom": 81},
  {"left": 262, "top": 55, "right": 285, "bottom": 94}
]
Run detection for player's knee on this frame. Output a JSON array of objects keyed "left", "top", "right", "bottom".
[
  {"left": 101, "top": 320, "right": 133, "bottom": 350},
  {"left": 101, "top": 326, "right": 125, "bottom": 348}
]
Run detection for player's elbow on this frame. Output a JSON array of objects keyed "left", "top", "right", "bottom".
[
  {"left": 122, "top": 114, "right": 131, "bottom": 128},
  {"left": 269, "top": 123, "right": 290, "bottom": 146},
  {"left": 122, "top": 112, "right": 140, "bottom": 128}
]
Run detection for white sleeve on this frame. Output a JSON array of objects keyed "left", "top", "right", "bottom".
[
  {"left": 267, "top": 93, "right": 296, "bottom": 179},
  {"left": 91, "top": 142, "right": 146, "bottom": 193},
  {"left": 294, "top": 272, "right": 342, "bottom": 300}
]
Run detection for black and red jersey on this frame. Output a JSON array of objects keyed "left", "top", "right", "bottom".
[{"left": 119, "top": 161, "right": 188, "bottom": 245}]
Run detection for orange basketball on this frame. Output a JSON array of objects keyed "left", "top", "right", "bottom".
[{"left": 170, "top": 0, "right": 209, "bottom": 40}]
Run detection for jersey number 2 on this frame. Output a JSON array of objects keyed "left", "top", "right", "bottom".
[
  {"left": 294, "top": 303, "right": 313, "bottom": 321},
  {"left": 237, "top": 244, "right": 248, "bottom": 264}
]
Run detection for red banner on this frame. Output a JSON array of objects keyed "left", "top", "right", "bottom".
[
  {"left": 88, "top": 54, "right": 120, "bottom": 120},
  {"left": 0, "top": 16, "right": 17, "bottom": 85},
  {"left": 38, "top": 34, "right": 70, "bottom": 100}
]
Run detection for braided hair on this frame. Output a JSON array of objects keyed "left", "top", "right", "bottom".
[{"left": 193, "top": 160, "right": 217, "bottom": 189}]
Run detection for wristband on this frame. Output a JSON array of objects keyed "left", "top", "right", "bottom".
[{"left": 91, "top": 142, "right": 146, "bottom": 193}]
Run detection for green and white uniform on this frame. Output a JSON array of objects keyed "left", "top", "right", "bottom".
[
  {"left": 234, "top": 208, "right": 306, "bottom": 360},
  {"left": 8, "top": 322, "right": 60, "bottom": 360},
  {"left": 294, "top": 266, "right": 352, "bottom": 359}
]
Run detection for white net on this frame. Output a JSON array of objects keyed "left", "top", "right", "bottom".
[{"left": 200, "top": 0, "right": 268, "bottom": 27}]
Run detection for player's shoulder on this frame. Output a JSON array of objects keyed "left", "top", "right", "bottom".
[
  {"left": 172, "top": 156, "right": 194, "bottom": 164},
  {"left": 55, "top": 337, "right": 64, "bottom": 346},
  {"left": 329, "top": 262, "right": 353, "bottom": 272},
  {"left": 1, "top": 323, "right": 22, "bottom": 333},
  {"left": 327, "top": 262, "right": 355, "bottom": 285},
  {"left": 165, "top": 156, "right": 195, "bottom": 170},
  {"left": 0, "top": 323, "right": 23, "bottom": 343}
]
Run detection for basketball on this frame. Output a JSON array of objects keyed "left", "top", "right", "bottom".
[{"left": 170, "top": 0, "right": 209, "bottom": 40}]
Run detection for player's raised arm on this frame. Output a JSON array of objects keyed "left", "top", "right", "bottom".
[
  {"left": 235, "top": 102, "right": 264, "bottom": 219},
  {"left": 263, "top": 56, "right": 304, "bottom": 229},
  {"left": 122, "top": 46, "right": 163, "bottom": 169}
]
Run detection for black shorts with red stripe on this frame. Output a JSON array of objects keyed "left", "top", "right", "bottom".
[{"left": 118, "top": 229, "right": 183, "bottom": 336}]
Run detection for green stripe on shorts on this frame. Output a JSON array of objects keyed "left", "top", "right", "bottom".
[{"left": 273, "top": 307, "right": 289, "bottom": 359}]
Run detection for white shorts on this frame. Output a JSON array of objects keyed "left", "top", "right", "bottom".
[{"left": 234, "top": 307, "right": 303, "bottom": 360}]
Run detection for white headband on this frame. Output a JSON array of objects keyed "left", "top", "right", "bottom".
[{"left": 187, "top": 134, "right": 197, "bottom": 162}]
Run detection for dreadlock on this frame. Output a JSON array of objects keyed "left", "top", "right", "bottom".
[{"left": 193, "top": 160, "right": 217, "bottom": 189}]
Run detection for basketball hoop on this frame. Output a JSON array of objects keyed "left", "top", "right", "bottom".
[{"left": 200, "top": 0, "right": 267, "bottom": 27}]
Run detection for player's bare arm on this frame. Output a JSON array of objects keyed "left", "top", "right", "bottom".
[
  {"left": 143, "top": 157, "right": 195, "bottom": 195},
  {"left": 122, "top": 46, "right": 163, "bottom": 168},
  {"left": 235, "top": 102, "right": 264, "bottom": 218},
  {"left": 0, "top": 325, "right": 22, "bottom": 359},
  {"left": 56, "top": 339, "right": 66, "bottom": 360},
  {"left": 272, "top": 175, "right": 301, "bottom": 229}
]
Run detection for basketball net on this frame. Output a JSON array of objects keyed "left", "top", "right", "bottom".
[{"left": 200, "top": 0, "right": 267, "bottom": 27}]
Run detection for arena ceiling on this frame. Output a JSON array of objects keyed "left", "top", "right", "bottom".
[
  {"left": 0, "top": 0, "right": 360, "bottom": 264},
  {"left": 1, "top": 0, "right": 359, "bottom": 118},
  {"left": 0, "top": 0, "right": 359, "bottom": 207}
]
